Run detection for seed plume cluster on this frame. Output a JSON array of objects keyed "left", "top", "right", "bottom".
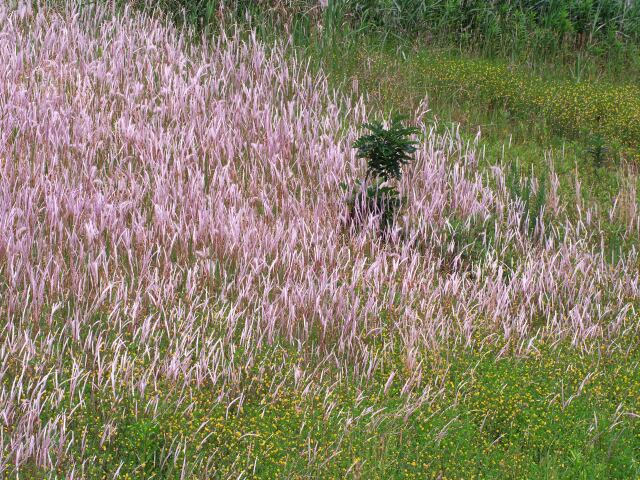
[{"left": 0, "top": 2, "right": 638, "bottom": 477}]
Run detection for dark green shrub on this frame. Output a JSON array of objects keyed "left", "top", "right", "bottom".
[
  {"left": 353, "top": 117, "right": 420, "bottom": 182},
  {"left": 585, "top": 132, "right": 610, "bottom": 168},
  {"left": 342, "top": 117, "right": 419, "bottom": 235}
]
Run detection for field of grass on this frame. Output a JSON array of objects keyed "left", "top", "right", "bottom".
[
  {"left": 1, "top": 1, "right": 639, "bottom": 479},
  {"left": 333, "top": 46, "right": 640, "bottom": 151}
]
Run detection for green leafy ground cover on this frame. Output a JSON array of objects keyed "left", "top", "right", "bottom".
[{"left": 19, "top": 334, "right": 640, "bottom": 479}]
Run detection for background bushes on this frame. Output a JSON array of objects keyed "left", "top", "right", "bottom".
[
  {"left": 144, "top": 1, "right": 640, "bottom": 84},
  {"left": 148, "top": 0, "right": 640, "bottom": 56},
  {"left": 341, "top": 0, "right": 640, "bottom": 59}
]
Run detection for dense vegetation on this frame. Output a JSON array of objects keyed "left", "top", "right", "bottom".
[
  {"left": 154, "top": 0, "right": 640, "bottom": 71},
  {"left": 2, "top": 1, "right": 639, "bottom": 478},
  {"left": 158, "top": 1, "right": 640, "bottom": 46}
]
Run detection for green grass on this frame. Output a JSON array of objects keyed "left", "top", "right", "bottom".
[
  {"left": 405, "top": 53, "right": 640, "bottom": 152},
  {"left": 325, "top": 0, "right": 640, "bottom": 74},
  {"left": 21, "top": 337, "right": 640, "bottom": 479},
  {"left": 309, "top": 35, "right": 640, "bottom": 152}
]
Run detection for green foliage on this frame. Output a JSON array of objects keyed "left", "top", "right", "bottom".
[
  {"left": 586, "top": 132, "right": 611, "bottom": 168},
  {"left": 353, "top": 117, "right": 420, "bottom": 182},
  {"left": 343, "top": 117, "right": 419, "bottom": 234},
  {"left": 339, "top": 0, "right": 640, "bottom": 66},
  {"left": 507, "top": 162, "right": 547, "bottom": 238}
]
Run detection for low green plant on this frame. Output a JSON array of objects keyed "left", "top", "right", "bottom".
[
  {"left": 338, "top": 0, "right": 640, "bottom": 72},
  {"left": 342, "top": 117, "right": 419, "bottom": 234},
  {"left": 444, "top": 215, "right": 495, "bottom": 267},
  {"left": 586, "top": 132, "right": 610, "bottom": 169},
  {"left": 507, "top": 162, "right": 547, "bottom": 239},
  {"left": 114, "top": 417, "right": 166, "bottom": 475}
]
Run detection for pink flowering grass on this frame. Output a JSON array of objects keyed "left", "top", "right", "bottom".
[{"left": 0, "top": 1, "right": 638, "bottom": 477}]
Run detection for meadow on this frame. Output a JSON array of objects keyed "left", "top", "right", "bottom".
[{"left": 0, "top": 1, "right": 639, "bottom": 478}]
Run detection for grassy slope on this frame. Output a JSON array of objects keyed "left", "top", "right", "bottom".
[{"left": 232, "top": 18, "right": 640, "bottom": 478}]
